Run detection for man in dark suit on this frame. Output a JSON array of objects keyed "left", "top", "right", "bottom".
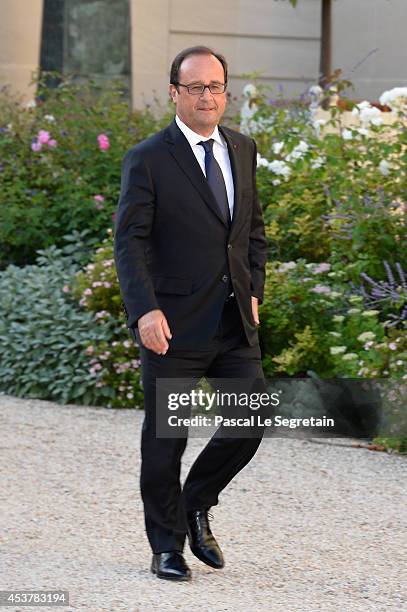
[{"left": 114, "top": 46, "right": 267, "bottom": 581}]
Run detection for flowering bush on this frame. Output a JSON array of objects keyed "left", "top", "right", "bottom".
[
  {"left": 258, "top": 260, "right": 399, "bottom": 377},
  {"left": 72, "top": 229, "right": 143, "bottom": 408},
  {"left": 0, "top": 73, "right": 173, "bottom": 269},
  {"left": 1, "top": 76, "right": 405, "bottom": 447},
  {"left": 242, "top": 83, "right": 406, "bottom": 274}
]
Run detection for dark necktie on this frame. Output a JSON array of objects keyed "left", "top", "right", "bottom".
[{"left": 198, "top": 139, "right": 231, "bottom": 226}]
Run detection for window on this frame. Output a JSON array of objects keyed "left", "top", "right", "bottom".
[{"left": 40, "top": 0, "right": 131, "bottom": 97}]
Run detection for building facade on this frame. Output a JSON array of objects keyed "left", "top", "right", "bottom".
[{"left": 1, "top": 0, "right": 405, "bottom": 108}]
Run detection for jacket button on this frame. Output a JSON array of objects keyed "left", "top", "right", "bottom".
[
  {"left": 221, "top": 274, "right": 229, "bottom": 283},
  {"left": 227, "top": 243, "right": 232, "bottom": 250}
]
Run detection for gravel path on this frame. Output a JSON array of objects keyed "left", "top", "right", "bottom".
[{"left": 1, "top": 394, "right": 406, "bottom": 612}]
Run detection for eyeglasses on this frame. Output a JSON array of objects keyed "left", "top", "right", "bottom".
[{"left": 175, "top": 82, "right": 227, "bottom": 95}]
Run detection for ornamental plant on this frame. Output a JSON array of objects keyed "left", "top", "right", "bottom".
[
  {"left": 243, "top": 81, "right": 406, "bottom": 278},
  {"left": 259, "top": 259, "right": 406, "bottom": 378},
  {"left": 0, "top": 235, "right": 111, "bottom": 404},
  {"left": 0, "top": 72, "right": 173, "bottom": 270},
  {"left": 72, "top": 228, "right": 143, "bottom": 408}
]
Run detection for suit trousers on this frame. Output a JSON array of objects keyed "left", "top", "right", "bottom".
[{"left": 137, "top": 296, "right": 266, "bottom": 554}]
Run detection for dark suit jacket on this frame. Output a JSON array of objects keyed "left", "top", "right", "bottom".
[{"left": 113, "top": 118, "right": 267, "bottom": 350}]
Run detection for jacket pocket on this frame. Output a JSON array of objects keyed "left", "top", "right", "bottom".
[{"left": 152, "top": 276, "right": 193, "bottom": 295}]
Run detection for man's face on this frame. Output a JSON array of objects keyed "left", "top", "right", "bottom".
[{"left": 169, "top": 53, "right": 227, "bottom": 136}]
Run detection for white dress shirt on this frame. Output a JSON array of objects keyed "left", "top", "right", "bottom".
[{"left": 175, "top": 115, "right": 235, "bottom": 220}]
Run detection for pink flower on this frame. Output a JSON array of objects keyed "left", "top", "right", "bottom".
[
  {"left": 93, "top": 195, "right": 105, "bottom": 202},
  {"left": 31, "top": 142, "right": 42, "bottom": 152},
  {"left": 95, "top": 311, "right": 109, "bottom": 319},
  {"left": 47, "top": 138, "right": 57, "bottom": 147},
  {"left": 97, "top": 133, "right": 110, "bottom": 150},
  {"left": 62, "top": 285, "right": 70, "bottom": 293},
  {"left": 38, "top": 130, "right": 51, "bottom": 144},
  {"left": 311, "top": 284, "right": 331, "bottom": 295},
  {"left": 312, "top": 263, "right": 331, "bottom": 274},
  {"left": 95, "top": 203, "right": 104, "bottom": 210}
]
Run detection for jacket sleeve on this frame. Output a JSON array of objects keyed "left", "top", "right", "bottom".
[
  {"left": 248, "top": 139, "right": 267, "bottom": 303},
  {"left": 113, "top": 146, "right": 159, "bottom": 328}
]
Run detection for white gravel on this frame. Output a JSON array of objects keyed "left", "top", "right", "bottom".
[{"left": 1, "top": 394, "right": 406, "bottom": 612}]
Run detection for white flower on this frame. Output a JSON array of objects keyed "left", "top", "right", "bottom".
[
  {"left": 44, "top": 114, "right": 56, "bottom": 123},
  {"left": 26, "top": 99, "right": 36, "bottom": 109},
  {"left": 342, "top": 129, "right": 353, "bottom": 140},
  {"left": 296, "top": 140, "right": 309, "bottom": 153},
  {"left": 269, "top": 160, "right": 291, "bottom": 179},
  {"left": 333, "top": 315, "right": 345, "bottom": 323},
  {"left": 357, "top": 331, "right": 376, "bottom": 342},
  {"left": 330, "top": 346, "right": 347, "bottom": 355},
  {"left": 360, "top": 108, "right": 382, "bottom": 126},
  {"left": 310, "top": 156, "right": 325, "bottom": 169},
  {"left": 277, "top": 261, "right": 297, "bottom": 273},
  {"left": 242, "top": 83, "right": 257, "bottom": 99},
  {"left": 362, "top": 310, "right": 380, "bottom": 317},
  {"left": 272, "top": 179, "right": 281, "bottom": 186},
  {"left": 379, "top": 87, "right": 407, "bottom": 110},
  {"left": 312, "top": 119, "right": 326, "bottom": 136},
  {"left": 352, "top": 100, "right": 371, "bottom": 114},
  {"left": 358, "top": 368, "right": 369, "bottom": 376},
  {"left": 388, "top": 342, "right": 397, "bottom": 350},
  {"left": 342, "top": 353, "right": 358, "bottom": 360},
  {"left": 329, "top": 332, "right": 341, "bottom": 338},
  {"left": 379, "top": 160, "right": 390, "bottom": 176},
  {"left": 352, "top": 101, "right": 383, "bottom": 126},
  {"left": 256, "top": 154, "right": 270, "bottom": 168},
  {"left": 348, "top": 308, "right": 361, "bottom": 315},
  {"left": 272, "top": 141, "right": 284, "bottom": 155},
  {"left": 286, "top": 140, "right": 309, "bottom": 162},
  {"left": 356, "top": 127, "right": 370, "bottom": 138}
]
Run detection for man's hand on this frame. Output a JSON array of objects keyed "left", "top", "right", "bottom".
[
  {"left": 251, "top": 296, "right": 260, "bottom": 327},
  {"left": 138, "top": 309, "right": 172, "bottom": 355}
]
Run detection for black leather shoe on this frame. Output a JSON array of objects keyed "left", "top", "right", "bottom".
[
  {"left": 186, "top": 510, "right": 224, "bottom": 569},
  {"left": 151, "top": 551, "right": 191, "bottom": 581}
]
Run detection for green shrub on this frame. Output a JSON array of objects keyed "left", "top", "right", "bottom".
[
  {"left": 0, "top": 237, "right": 105, "bottom": 403},
  {"left": 247, "top": 83, "right": 406, "bottom": 277},
  {"left": 71, "top": 229, "right": 143, "bottom": 408},
  {"left": 0, "top": 73, "right": 173, "bottom": 270},
  {"left": 0, "top": 232, "right": 143, "bottom": 407}
]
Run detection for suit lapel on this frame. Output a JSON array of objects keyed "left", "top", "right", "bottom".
[
  {"left": 165, "top": 119, "right": 228, "bottom": 228},
  {"left": 218, "top": 125, "right": 242, "bottom": 238}
]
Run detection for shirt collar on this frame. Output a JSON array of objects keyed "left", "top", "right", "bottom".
[{"left": 175, "top": 115, "right": 225, "bottom": 148}]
